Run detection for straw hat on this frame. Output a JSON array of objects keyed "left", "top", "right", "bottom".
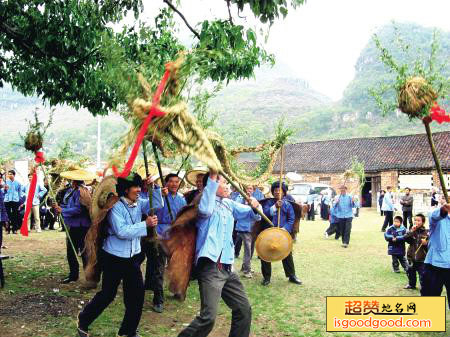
[
  {"left": 90, "top": 175, "right": 119, "bottom": 224},
  {"left": 255, "top": 227, "right": 293, "bottom": 262},
  {"left": 136, "top": 163, "right": 158, "bottom": 180},
  {"left": 186, "top": 166, "right": 208, "bottom": 186},
  {"left": 60, "top": 169, "right": 96, "bottom": 182}
]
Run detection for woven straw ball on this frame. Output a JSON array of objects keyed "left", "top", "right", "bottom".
[{"left": 398, "top": 77, "right": 437, "bottom": 118}]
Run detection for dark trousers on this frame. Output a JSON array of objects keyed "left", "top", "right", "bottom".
[
  {"left": 307, "top": 204, "right": 315, "bottom": 221},
  {"left": 66, "top": 226, "right": 88, "bottom": 279},
  {"left": 0, "top": 221, "right": 3, "bottom": 249},
  {"left": 325, "top": 222, "right": 340, "bottom": 239},
  {"left": 382, "top": 211, "right": 393, "bottom": 231},
  {"left": 78, "top": 250, "right": 145, "bottom": 336},
  {"left": 337, "top": 218, "right": 352, "bottom": 245},
  {"left": 407, "top": 261, "right": 426, "bottom": 288},
  {"left": 403, "top": 211, "right": 413, "bottom": 229},
  {"left": 4, "top": 202, "right": 20, "bottom": 232},
  {"left": 237, "top": 232, "right": 252, "bottom": 273},
  {"left": 178, "top": 258, "right": 251, "bottom": 337},
  {"left": 233, "top": 229, "right": 242, "bottom": 258},
  {"left": 261, "top": 252, "right": 296, "bottom": 281},
  {"left": 391, "top": 254, "right": 408, "bottom": 272},
  {"left": 421, "top": 264, "right": 450, "bottom": 309},
  {"left": 143, "top": 242, "right": 167, "bottom": 305}
]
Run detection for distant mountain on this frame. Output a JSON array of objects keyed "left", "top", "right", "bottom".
[
  {"left": 1, "top": 22, "right": 449, "bottom": 162},
  {"left": 342, "top": 22, "right": 450, "bottom": 116}
]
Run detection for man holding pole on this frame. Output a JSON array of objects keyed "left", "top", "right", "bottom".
[
  {"left": 54, "top": 170, "right": 93, "bottom": 284},
  {"left": 145, "top": 173, "right": 186, "bottom": 313},
  {"left": 260, "top": 181, "right": 302, "bottom": 286},
  {"left": 178, "top": 169, "right": 260, "bottom": 337}
]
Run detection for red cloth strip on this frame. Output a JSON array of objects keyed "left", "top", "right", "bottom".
[
  {"left": 113, "top": 66, "right": 173, "bottom": 178},
  {"left": 430, "top": 102, "right": 450, "bottom": 124},
  {"left": 21, "top": 151, "right": 46, "bottom": 236}
]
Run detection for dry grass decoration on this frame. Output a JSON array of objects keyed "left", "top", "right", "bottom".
[
  {"left": 398, "top": 77, "right": 438, "bottom": 119},
  {"left": 370, "top": 30, "right": 449, "bottom": 201},
  {"left": 108, "top": 57, "right": 290, "bottom": 300}
]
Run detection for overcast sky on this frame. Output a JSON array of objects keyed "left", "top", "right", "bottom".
[{"left": 140, "top": 0, "right": 450, "bottom": 101}]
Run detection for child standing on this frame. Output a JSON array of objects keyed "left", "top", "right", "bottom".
[
  {"left": 404, "top": 214, "right": 429, "bottom": 290},
  {"left": 384, "top": 216, "right": 409, "bottom": 273}
]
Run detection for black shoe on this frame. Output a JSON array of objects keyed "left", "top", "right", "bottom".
[
  {"left": 393, "top": 270, "right": 400, "bottom": 273},
  {"left": 261, "top": 279, "right": 270, "bottom": 286},
  {"left": 404, "top": 285, "right": 416, "bottom": 289},
  {"left": 61, "top": 276, "right": 78, "bottom": 284},
  {"left": 152, "top": 303, "right": 163, "bottom": 313},
  {"left": 288, "top": 276, "right": 302, "bottom": 285},
  {"left": 77, "top": 327, "right": 89, "bottom": 337}
]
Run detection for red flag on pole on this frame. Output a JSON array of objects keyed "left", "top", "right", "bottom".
[{"left": 20, "top": 151, "right": 45, "bottom": 236}]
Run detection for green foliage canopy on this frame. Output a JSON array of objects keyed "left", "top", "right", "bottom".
[{"left": 0, "top": 0, "right": 304, "bottom": 116}]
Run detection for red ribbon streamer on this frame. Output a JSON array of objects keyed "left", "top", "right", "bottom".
[
  {"left": 430, "top": 102, "right": 450, "bottom": 124},
  {"left": 20, "top": 151, "right": 46, "bottom": 236},
  {"left": 113, "top": 64, "right": 173, "bottom": 178}
]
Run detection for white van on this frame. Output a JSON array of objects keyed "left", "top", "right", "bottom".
[{"left": 290, "top": 182, "right": 336, "bottom": 205}]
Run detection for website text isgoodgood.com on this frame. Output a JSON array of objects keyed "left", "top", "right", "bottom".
[{"left": 333, "top": 316, "right": 432, "bottom": 330}]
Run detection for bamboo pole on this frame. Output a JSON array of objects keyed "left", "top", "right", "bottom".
[
  {"left": 278, "top": 146, "right": 285, "bottom": 228},
  {"left": 423, "top": 120, "right": 449, "bottom": 202},
  {"left": 219, "top": 170, "right": 275, "bottom": 227},
  {"left": 152, "top": 143, "right": 174, "bottom": 222},
  {"left": 40, "top": 165, "right": 82, "bottom": 267}
]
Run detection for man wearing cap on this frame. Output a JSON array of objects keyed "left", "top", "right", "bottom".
[
  {"left": 21, "top": 173, "right": 47, "bottom": 233},
  {"left": 145, "top": 173, "right": 187, "bottom": 313},
  {"left": 334, "top": 185, "right": 356, "bottom": 248},
  {"left": 55, "top": 178, "right": 92, "bottom": 284},
  {"left": 260, "top": 181, "right": 302, "bottom": 286},
  {"left": 77, "top": 173, "right": 163, "bottom": 337},
  {"left": 3, "top": 170, "right": 23, "bottom": 234},
  {"left": 178, "top": 170, "right": 260, "bottom": 337},
  {"left": 184, "top": 167, "right": 207, "bottom": 205}
]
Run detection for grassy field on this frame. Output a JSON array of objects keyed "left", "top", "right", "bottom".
[{"left": 0, "top": 209, "right": 448, "bottom": 337}]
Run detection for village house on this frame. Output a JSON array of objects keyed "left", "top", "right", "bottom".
[{"left": 271, "top": 131, "right": 450, "bottom": 209}]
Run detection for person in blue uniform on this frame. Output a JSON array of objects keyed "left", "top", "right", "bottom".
[
  {"left": 421, "top": 202, "right": 450, "bottom": 308},
  {"left": 234, "top": 185, "right": 261, "bottom": 278},
  {"left": 77, "top": 173, "right": 162, "bottom": 337},
  {"left": 3, "top": 170, "right": 23, "bottom": 234},
  {"left": 21, "top": 173, "right": 47, "bottom": 232},
  {"left": 334, "top": 185, "right": 356, "bottom": 248},
  {"left": 178, "top": 170, "right": 260, "bottom": 337},
  {"left": 260, "top": 181, "right": 302, "bottom": 286},
  {"left": 145, "top": 173, "right": 186, "bottom": 313},
  {"left": 55, "top": 179, "right": 91, "bottom": 284},
  {"left": 0, "top": 174, "right": 9, "bottom": 251}
]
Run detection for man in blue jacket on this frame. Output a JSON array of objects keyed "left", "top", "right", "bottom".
[
  {"left": 77, "top": 172, "right": 162, "bottom": 337},
  {"left": 421, "top": 202, "right": 450, "bottom": 308},
  {"left": 334, "top": 185, "right": 356, "bottom": 248},
  {"left": 21, "top": 173, "right": 47, "bottom": 232},
  {"left": 3, "top": 170, "right": 23, "bottom": 234},
  {"left": 178, "top": 169, "right": 260, "bottom": 337},
  {"left": 234, "top": 185, "right": 261, "bottom": 278},
  {"left": 260, "top": 182, "right": 302, "bottom": 286},
  {"left": 381, "top": 186, "right": 395, "bottom": 231},
  {"left": 145, "top": 173, "right": 186, "bottom": 314},
  {"left": 55, "top": 178, "right": 92, "bottom": 284}
]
